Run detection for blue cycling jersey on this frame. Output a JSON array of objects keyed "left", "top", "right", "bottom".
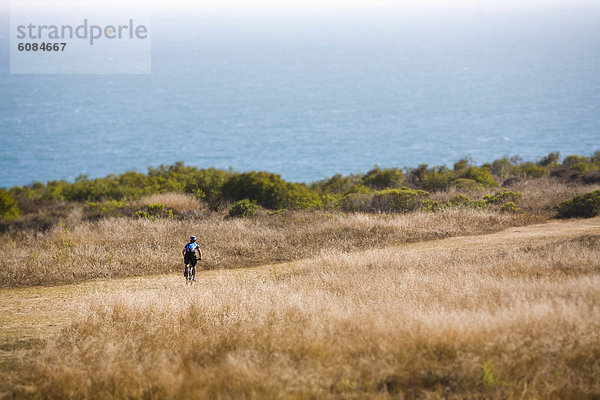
[{"left": 185, "top": 242, "right": 199, "bottom": 254}]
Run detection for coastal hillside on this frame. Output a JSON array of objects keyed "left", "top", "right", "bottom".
[
  {"left": 1, "top": 154, "right": 600, "bottom": 398},
  {"left": 1, "top": 218, "right": 599, "bottom": 398}
]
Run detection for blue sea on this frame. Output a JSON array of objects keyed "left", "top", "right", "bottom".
[{"left": 1, "top": 3, "right": 600, "bottom": 187}]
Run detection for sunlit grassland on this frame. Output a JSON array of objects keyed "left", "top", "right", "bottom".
[
  {"left": 3, "top": 219, "right": 599, "bottom": 399},
  {"left": 0, "top": 209, "right": 536, "bottom": 288}
]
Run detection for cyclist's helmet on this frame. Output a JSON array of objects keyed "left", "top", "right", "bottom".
[{"left": 190, "top": 236, "right": 197, "bottom": 241}]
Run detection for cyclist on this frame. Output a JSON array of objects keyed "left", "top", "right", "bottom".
[{"left": 182, "top": 236, "right": 202, "bottom": 282}]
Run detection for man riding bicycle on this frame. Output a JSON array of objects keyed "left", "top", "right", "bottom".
[{"left": 183, "top": 236, "right": 202, "bottom": 283}]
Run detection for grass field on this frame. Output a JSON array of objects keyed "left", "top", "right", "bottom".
[
  {"left": 1, "top": 209, "right": 539, "bottom": 288},
  {"left": 1, "top": 217, "right": 599, "bottom": 399}
]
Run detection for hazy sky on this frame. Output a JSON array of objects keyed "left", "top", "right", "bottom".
[
  {"left": 3, "top": 0, "right": 597, "bottom": 12},
  {"left": 3, "top": 0, "right": 598, "bottom": 28}
]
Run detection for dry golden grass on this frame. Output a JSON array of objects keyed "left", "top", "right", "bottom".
[
  {"left": 506, "top": 178, "right": 600, "bottom": 216},
  {"left": 4, "top": 219, "right": 599, "bottom": 399},
  {"left": 429, "top": 178, "right": 600, "bottom": 217},
  {"left": 133, "top": 193, "right": 205, "bottom": 214},
  {"left": 0, "top": 209, "right": 535, "bottom": 288}
]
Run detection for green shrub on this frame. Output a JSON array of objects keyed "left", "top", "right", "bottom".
[
  {"left": 194, "top": 189, "right": 206, "bottom": 199},
  {"left": 570, "top": 162, "right": 591, "bottom": 173},
  {"left": 319, "top": 194, "right": 342, "bottom": 210},
  {"left": 484, "top": 189, "right": 522, "bottom": 205},
  {"left": 221, "top": 171, "right": 286, "bottom": 209},
  {"left": 490, "top": 157, "right": 513, "bottom": 180},
  {"left": 229, "top": 199, "right": 259, "bottom": 217},
  {"left": 267, "top": 209, "right": 288, "bottom": 216},
  {"left": 135, "top": 210, "right": 150, "bottom": 218},
  {"left": 447, "top": 194, "right": 489, "bottom": 211},
  {"left": 341, "top": 193, "right": 372, "bottom": 212},
  {"left": 555, "top": 190, "right": 600, "bottom": 218},
  {"left": 461, "top": 166, "right": 497, "bottom": 187},
  {"left": 560, "top": 155, "right": 600, "bottom": 174},
  {"left": 410, "top": 162, "right": 496, "bottom": 191},
  {"left": 346, "top": 184, "right": 371, "bottom": 195},
  {"left": 135, "top": 203, "right": 173, "bottom": 219},
  {"left": 15, "top": 162, "right": 234, "bottom": 204},
  {"left": 562, "top": 155, "right": 590, "bottom": 168},
  {"left": 489, "top": 155, "right": 555, "bottom": 180},
  {"left": 499, "top": 202, "right": 520, "bottom": 213},
  {"left": 8, "top": 186, "right": 33, "bottom": 202},
  {"left": 87, "top": 200, "right": 127, "bottom": 215},
  {"left": 41, "top": 181, "right": 65, "bottom": 202},
  {"left": 470, "top": 200, "right": 489, "bottom": 210},
  {"left": 372, "top": 188, "right": 430, "bottom": 213},
  {"left": 480, "top": 360, "right": 501, "bottom": 389},
  {"left": 311, "top": 174, "right": 362, "bottom": 195},
  {"left": 62, "top": 172, "right": 157, "bottom": 202},
  {"left": 538, "top": 152, "right": 560, "bottom": 168},
  {"left": 452, "top": 178, "right": 485, "bottom": 192},
  {"left": 514, "top": 162, "right": 548, "bottom": 178},
  {"left": 420, "top": 199, "right": 444, "bottom": 212},
  {"left": 0, "top": 189, "right": 20, "bottom": 219},
  {"left": 362, "top": 167, "right": 404, "bottom": 190},
  {"left": 222, "top": 171, "right": 320, "bottom": 210},
  {"left": 453, "top": 158, "right": 470, "bottom": 172},
  {"left": 448, "top": 194, "right": 471, "bottom": 207},
  {"left": 411, "top": 164, "right": 455, "bottom": 191},
  {"left": 284, "top": 184, "right": 323, "bottom": 209}
]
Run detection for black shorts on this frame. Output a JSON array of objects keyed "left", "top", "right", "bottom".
[{"left": 184, "top": 254, "right": 197, "bottom": 268}]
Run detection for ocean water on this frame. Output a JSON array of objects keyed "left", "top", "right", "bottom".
[{"left": 1, "top": 4, "right": 600, "bottom": 187}]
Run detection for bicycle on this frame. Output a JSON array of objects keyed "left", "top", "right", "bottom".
[
  {"left": 183, "top": 236, "right": 202, "bottom": 286},
  {"left": 184, "top": 264, "right": 196, "bottom": 285},
  {"left": 185, "top": 258, "right": 199, "bottom": 285}
]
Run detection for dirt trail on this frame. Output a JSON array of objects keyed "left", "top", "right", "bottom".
[
  {"left": 404, "top": 216, "right": 600, "bottom": 252},
  {"left": 1, "top": 217, "right": 599, "bottom": 350}
]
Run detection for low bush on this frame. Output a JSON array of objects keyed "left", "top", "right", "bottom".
[
  {"left": 555, "top": 190, "right": 600, "bottom": 218},
  {"left": 448, "top": 194, "right": 471, "bottom": 207},
  {"left": 561, "top": 154, "right": 600, "bottom": 174},
  {"left": 8, "top": 163, "right": 235, "bottom": 205},
  {"left": 340, "top": 193, "right": 372, "bottom": 212},
  {"left": 470, "top": 200, "right": 489, "bottom": 210},
  {"left": 484, "top": 189, "right": 522, "bottom": 205},
  {"left": 284, "top": 184, "right": 323, "bottom": 210},
  {"left": 538, "top": 152, "right": 561, "bottom": 168},
  {"left": 461, "top": 166, "right": 497, "bottom": 187},
  {"left": 410, "top": 164, "right": 455, "bottom": 191},
  {"left": 229, "top": 199, "right": 259, "bottom": 217},
  {"left": 87, "top": 200, "right": 127, "bottom": 216},
  {"left": 500, "top": 202, "right": 520, "bottom": 213},
  {"left": 490, "top": 157, "right": 514, "bottom": 180},
  {"left": 372, "top": 188, "right": 430, "bottom": 213},
  {"left": 311, "top": 174, "right": 362, "bottom": 195},
  {"left": 0, "top": 189, "right": 20, "bottom": 219},
  {"left": 319, "top": 194, "right": 342, "bottom": 210},
  {"left": 5, "top": 153, "right": 600, "bottom": 224},
  {"left": 514, "top": 162, "right": 548, "bottom": 179},
  {"left": 452, "top": 178, "right": 485, "bottom": 192},
  {"left": 447, "top": 194, "right": 489, "bottom": 211},
  {"left": 222, "top": 171, "right": 320, "bottom": 210},
  {"left": 420, "top": 199, "right": 444, "bottom": 212},
  {"left": 362, "top": 167, "right": 404, "bottom": 190},
  {"left": 135, "top": 203, "right": 173, "bottom": 219},
  {"left": 487, "top": 152, "right": 560, "bottom": 181},
  {"left": 409, "top": 162, "right": 496, "bottom": 191},
  {"left": 563, "top": 155, "right": 590, "bottom": 168}
]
